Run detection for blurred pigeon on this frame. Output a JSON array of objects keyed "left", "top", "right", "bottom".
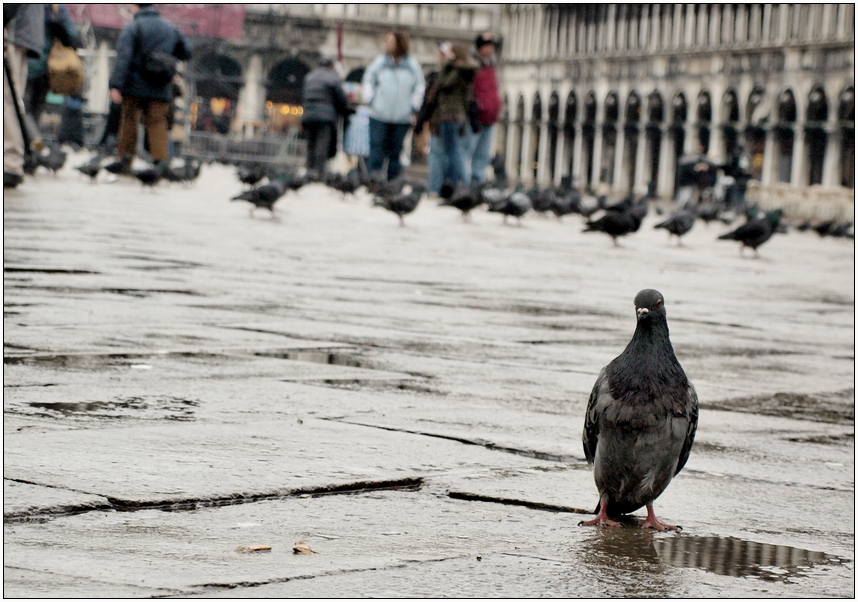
[
  {"left": 549, "top": 190, "right": 579, "bottom": 220},
  {"left": 75, "top": 154, "right": 103, "bottom": 183},
  {"left": 488, "top": 191, "right": 532, "bottom": 225},
  {"left": 237, "top": 163, "right": 267, "bottom": 188},
  {"left": 581, "top": 289, "right": 698, "bottom": 531},
  {"left": 325, "top": 168, "right": 362, "bottom": 199},
  {"left": 583, "top": 199, "right": 647, "bottom": 246},
  {"left": 39, "top": 144, "right": 67, "bottom": 174},
  {"left": 165, "top": 158, "right": 201, "bottom": 186},
  {"left": 373, "top": 184, "right": 426, "bottom": 227},
  {"left": 654, "top": 203, "right": 697, "bottom": 245},
  {"left": 132, "top": 165, "right": 164, "bottom": 189},
  {"left": 231, "top": 175, "right": 289, "bottom": 217},
  {"left": 439, "top": 182, "right": 484, "bottom": 221},
  {"left": 718, "top": 209, "right": 784, "bottom": 257}
]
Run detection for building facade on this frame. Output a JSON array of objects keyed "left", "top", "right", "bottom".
[{"left": 497, "top": 4, "right": 855, "bottom": 198}]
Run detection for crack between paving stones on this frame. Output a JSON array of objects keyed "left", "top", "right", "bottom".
[
  {"left": 448, "top": 491, "right": 591, "bottom": 514},
  {"left": 184, "top": 556, "right": 468, "bottom": 593},
  {"left": 4, "top": 565, "right": 180, "bottom": 595},
  {"left": 3, "top": 478, "right": 423, "bottom": 523},
  {"left": 322, "top": 417, "right": 582, "bottom": 463}
]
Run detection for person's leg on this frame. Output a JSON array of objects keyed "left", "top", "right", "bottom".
[
  {"left": 469, "top": 124, "right": 495, "bottom": 183},
  {"left": 427, "top": 133, "right": 447, "bottom": 194},
  {"left": 385, "top": 122, "right": 410, "bottom": 181},
  {"left": 3, "top": 43, "right": 29, "bottom": 181},
  {"left": 304, "top": 121, "right": 320, "bottom": 172},
  {"left": 458, "top": 121, "right": 475, "bottom": 184},
  {"left": 438, "top": 121, "right": 463, "bottom": 186},
  {"left": 116, "top": 96, "right": 142, "bottom": 163},
  {"left": 24, "top": 73, "right": 49, "bottom": 124},
  {"left": 142, "top": 99, "right": 170, "bottom": 164},
  {"left": 315, "top": 122, "right": 333, "bottom": 177},
  {"left": 367, "top": 116, "right": 386, "bottom": 176}
]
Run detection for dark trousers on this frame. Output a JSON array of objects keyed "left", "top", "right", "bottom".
[
  {"left": 117, "top": 96, "right": 170, "bottom": 162},
  {"left": 303, "top": 120, "right": 335, "bottom": 175},
  {"left": 24, "top": 73, "right": 50, "bottom": 123},
  {"left": 438, "top": 121, "right": 464, "bottom": 186},
  {"left": 367, "top": 117, "right": 410, "bottom": 181}
]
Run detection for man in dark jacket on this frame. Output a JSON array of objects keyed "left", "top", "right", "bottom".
[
  {"left": 460, "top": 32, "right": 502, "bottom": 184},
  {"left": 106, "top": 4, "right": 191, "bottom": 174},
  {"left": 301, "top": 57, "right": 349, "bottom": 180}
]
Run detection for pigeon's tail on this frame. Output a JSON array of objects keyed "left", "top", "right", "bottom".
[
  {"left": 231, "top": 192, "right": 252, "bottom": 201},
  {"left": 717, "top": 231, "right": 738, "bottom": 240}
]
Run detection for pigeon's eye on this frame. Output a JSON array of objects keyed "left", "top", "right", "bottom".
[{"left": 655, "top": 299, "right": 663, "bottom": 307}]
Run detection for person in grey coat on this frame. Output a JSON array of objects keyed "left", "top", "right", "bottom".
[
  {"left": 301, "top": 57, "right": 350, "bottom": 180},
  {"left": 4, "top": 3, "right": 45, "bottom": 188},
  {"left": 106, "top": 4, "right": 191, "bottom": 175}
]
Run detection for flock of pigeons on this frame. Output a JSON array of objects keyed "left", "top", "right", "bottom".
[
  {"left": 226, "top": 163, "right": 853, "bottom": 257},
  {"left": 20, "top": 147, "right": 848, "bottom": 257}
]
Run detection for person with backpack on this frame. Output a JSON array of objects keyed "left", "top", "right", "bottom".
[
  {"left": 460, "top": 32, "right": 502, "bottom": 184},
  {"left": 105, "top": 4, "right": 191, "bottom": 175},
  {"left": 301, "top": 57, "right": 350, "bottom": 180}
]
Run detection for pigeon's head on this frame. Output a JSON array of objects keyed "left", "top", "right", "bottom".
[{"left": 634, "top": 289, "right": 666, "bottom": 322}]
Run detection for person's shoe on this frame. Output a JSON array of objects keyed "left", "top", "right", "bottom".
[
  {"left": 3, "top": 172, "right": 23, "bottom": 188},
  {"left": 105, "top": 157, "right": 132, "bottom": 175}
]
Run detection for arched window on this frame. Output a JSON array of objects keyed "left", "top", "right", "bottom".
[
  {"left": 547, "top": 92, "right": 560, "bottom": 182},
  {"left": 672, "top": 92, "right": 687, "bottom": 123},
  {"left": 807, "top": 85, "right": 829, "bottom": 122},
  {"left": 267, "top": 58, "right": 311, "bottom": 105},
  {"left": 806, "top": 86, "right": 828, "bottom": 185},
  {"left": 778, "top": 89, "right": 797, "bottom": 123},
  {"left": 190, "top": 53, "right": 243, "bottom": 133},
  {"left": 563, "top": 92, "right": 577, "bottom": 184},
  {"left": 626, "top": 91, "right": 642, "bottom": 123},
  {"left": 602, "top": 92, "right": 619, "bottom": 183},
  {"left": 648, "top": 91, "right": 664, "bottom": 123},
  {"left": 838, "top": 87, "right": 855, "bottom": 122},
  {"left": 531, "top": 93, "right": 543, "bottom": 179},
  {"left": 514, "top": 95, "right": 526, "bottom": 181},
  {"left": 697, "top": 92, "right": 712, "bottom": 123},
  {"left": 604, "top": 92, "right": 619, "bottom": 122},
  {"left": 584, "top": 92, "right": 597, "bottom": 123},
  {"left": 722, "top": 89, "right": 740, "bottom": 123},
  {"left": 839, "top": 87, "right": 855, "bottom": 188},
  {"left": 774, "top": 90, "right": 797, "bottom": 183}
]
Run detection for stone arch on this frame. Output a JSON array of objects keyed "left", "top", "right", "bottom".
[
  {"left": 806, "top": 85, "right": 829, "bottom": 185},
  {"left": 601, "top": 92, "right": 620, "bottom": 184},
  {"left": 192, "top": 52, "right": 244, "bottom": 100},
  {"left": 645, "top": 91, "right": 665, "bottom": 194},
  {"left": 838, "top": 86, "right": 855, "bottom": 122},
  {"left": 722, "top": 89, "right": 740, "bottom": 123},
  {"left": 778, "top": 89, "right": 798, "bottom": 123},
  {"left": 839, "top": 87, "right": 855, "bottom": 187},
  {"left": 582, "top": 92, "right": 597, "bottom": 188},
  {"left": 746, "top": 85, "right": 769, "bottom": 126},
  {"left": 697, "top": 91, "right": 712, "bottom": 123},
  {"left": 626, "top": 91, "right": 642, "bottom": 123},
  {"left": 672, "top": 92, "right": 688, "bottom": 123},
  {"left": 773, "top": 89, "right": 798, "bottom": 183},
  {"left": 530, "top": 93, "right": 543, "bottom": 180},
  {"left": 648, "top": 91, "right": 664, "bottom": 123},
  {"left": 562, "top": 91, "right": 577, "bottom": 185},
  {"left": 267, "top": 57, "right": 312, "bottom": 105},
  {"left": 584, "top": 92, "right": 597, "bottom": 123},
  {"left": 604, "top": 91, "right": 619, "bottom": 122},
  {"left": 512, "top": 94, "right": 527, "bottom": 182},
  {"left": 344, "top": 68, "right": 365, "bottom": 83},
  {"left": 807, "top": 85, "right": 829, "bottom": 122}
]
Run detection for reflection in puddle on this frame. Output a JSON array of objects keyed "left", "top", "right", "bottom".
[
  {"left": 253, "top": 350, "right": 367, "bottom": 367},
  {"left": 26, "top": 396, "right": 198, "bottom": 421},
  {"left": 586, "top": 528, "right": 845, "bottom": 584},
  {"left": 654, "top": 535, "right": 845, "bottom": 581},
  {"left": 5, "top": 353, "right": 150, "bottom": 369}
]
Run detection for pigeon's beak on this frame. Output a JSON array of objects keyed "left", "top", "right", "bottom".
[{"left": 636, "top": 307, "right": 649, "bottom": 319}]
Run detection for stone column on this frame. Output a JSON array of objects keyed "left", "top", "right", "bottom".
[
  {"left": 572, "top": 124, "right": 585, "bottom": 185},
  {"left": 684, "top": 123, "right": 697, "bottom": 154},
  {"left": 658, "top": 126, "right": 676, "bottom": 199},
  {"left": 591, "top": 123, "right": 604, "bottom": 184},
  {"left": 519, "top": 124, "right": 533, "bottom": 184},
  {"left": 536, "top": 121, "right": 551, "bottom": 185},
  {"left": 613, "top": 125, "right": 628, "bottom": 190},
  {"left": 634, "top": 126, "right": 649, "bottom": 193},
  {"left": 238, "top": 54, "right": 263, "bottom": 134},
  {"left": 822, "top": 127, "right": 842, "bottom": 186},
  {"left": 709, "top": 123, "right": 724, "bottom": 164},
  {"left": 760, "top": 127, "right": 777, "bottom": 186},
  {"left": 790, "top": 126, "right": 806, "bottom": 187}
]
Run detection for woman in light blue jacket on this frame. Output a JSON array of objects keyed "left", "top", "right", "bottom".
[{"left": 361, "top": 31, "right": 425, "bottom": 181}]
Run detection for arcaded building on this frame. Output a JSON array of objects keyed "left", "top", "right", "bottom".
[{"left": 497, "top": 4, "right": 855, "bottom": 199}]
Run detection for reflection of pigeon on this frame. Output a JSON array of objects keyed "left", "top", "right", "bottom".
[
  {"left": 717, "top": 209, "right": 783, "bottom": 257},
  {"left": 373, "top": 184, "right": 426, "bottom": 227},
  {"left": 654, "top": 204, "right": 697, "bottom": 245},
  {"left": 581, "top": 289, "right": 698, "bottom": 531},
  {"left": 488, "top": 191, "right": 532, "bottom": 225},
  {"left": 231, "top": 176, "right": 289, "bottom": 217}
]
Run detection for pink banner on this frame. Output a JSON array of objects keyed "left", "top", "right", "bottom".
[{"left": 67, "top": 4, "right": 246, "bottom": 40}]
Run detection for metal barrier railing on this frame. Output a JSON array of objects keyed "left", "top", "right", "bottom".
[{"left": 184, "top": 130, "right": 306, "bottom": 166}]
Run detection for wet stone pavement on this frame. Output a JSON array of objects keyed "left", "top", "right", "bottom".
[{"left": 3, "top": 153, "right": 854, "bottom": 597}]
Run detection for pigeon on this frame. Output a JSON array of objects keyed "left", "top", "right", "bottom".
[
  {"left": 165, "top": 158, "right": 201, "bottom": 186},
  {"left": 231, "top": 175, "right": 290, "bottom": 217},
  {"left": 439, "top": 182, "right": 484, "bottom": 221},
  {"left": 581, "top": 289, "right": 698, "bottom": 531},
  {"left": 38, "top": 144, "right": 68, "bottom": 175},
  {"left": 654, "top": 203, "right": 697, "bottom": 245},
  {"left": 75, "top": 154, "right": 103, "bottom": 183},
  {"left": 582, "top": 198, "right": 647, "bottom": 246},
  {"left": 549, "top": 190, "right": 579, "bottom": 220},
  {"left": 325, "top": 168, "right": 362, "bottom": 199},
  {"left": 717, "top": 209, "right": 784, "bottom": 257},
  {"left": 132, "top": 165, "right": 164, "bottom": 189},
  {"left": 373, "top": 184, "right": 426, "bottom": 227},
  {"left": 575, "top": 194, "right": 606, "bottom": 219},
  {"left": 488, "top": 191, "right": 532, "bottom": 225},
  {"left": 528, "top": 186, "right": 556, "bottom": 215},
  {"left": 237, "top": 163, "right": 267, "bottom": 188}
]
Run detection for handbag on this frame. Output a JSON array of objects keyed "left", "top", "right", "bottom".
[{"left": 47, "top": 38, "right": 84, "bottom": 95}]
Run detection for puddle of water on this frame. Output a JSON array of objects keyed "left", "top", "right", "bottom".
[
  {"left": 4, "top": 353, "right": 149, "bottom": 369},
  {"left": 253, "top": 350, "right": 367, "bottom": 367},
  {"left": 4, "top": 267, "right": 100, "bottom": 274},
  {"left": 585, "top": 529, "right": 847, "bottom": 583},
  {"left": 701, "top": 389, "right": 855, "bottom": 425},
  {"left": 23, "top": 396, "right": 198, "bottom": 421},
  {"left": 653, "top": 535, "right": 847, "bottom": 581}
]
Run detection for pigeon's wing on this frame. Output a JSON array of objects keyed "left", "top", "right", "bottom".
[
  {"left": 582, "top": 366, "right": 610, "bottom": 464},
  {"left": 674, "top": 383, "right": 699, "bottom": 475}
]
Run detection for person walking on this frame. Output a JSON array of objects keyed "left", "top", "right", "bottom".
[
  {"left": 302, "top": 56, "right": 350, "bottom": 180},
  {"left": 430, "top": 42, "right": 476, "bottom": 191},
  {"left": 4, "top": 4, "right": 45, "bottom": 189},
  {"left": 361, "top": 30, "right": 424, "bottom": 182},
  {"left": 24, "top": 4, "right": 79, "bottom": 124},
  {"left": 460, "top": 32, "right": 502, "bottom": 184},
  {"left": 414, "top": 42, "right": 454, "bottom": 196},
  {"left": 105, "top": 4, "right": 191, "bottom": 175}
]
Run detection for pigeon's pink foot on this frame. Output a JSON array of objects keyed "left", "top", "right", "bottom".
[
  {"left": 638, "top": 504, "right": 679, "bottom": 531},
  {"left": 579, "top": 495, "right": 623, "bottom": 528}
]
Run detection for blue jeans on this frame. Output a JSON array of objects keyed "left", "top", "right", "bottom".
[
  {"left": 427, "top": 134, "right": 445, "bottom": 194},
  {"left": 460, "top": 122, "right": 496, "bottom": 183},
  {"left": 368, "top": 117, "right": 411, "bottom": 181},
  {"left": 438, "top": 121, "right": 464, "bottom": 187}
]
